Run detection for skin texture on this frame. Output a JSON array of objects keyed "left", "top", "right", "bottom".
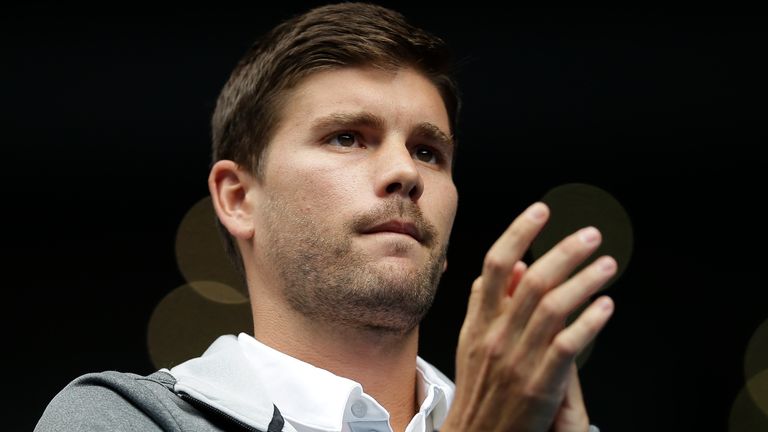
[
  {"left": 209, "top": 66, "right": 615, "bottom": 432},
  {"left": 210, "top": 66, "right": 457, "bottom": 432}
]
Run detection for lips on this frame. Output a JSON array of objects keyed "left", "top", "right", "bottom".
[{"left": 362, "top": 220, "right": 422, "bottom": 242}]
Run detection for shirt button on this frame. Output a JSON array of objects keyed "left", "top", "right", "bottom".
[{"left": 350, "top": 400, "right": 367, "bottom": 418}]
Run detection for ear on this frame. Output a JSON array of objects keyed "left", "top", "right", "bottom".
[
  {"left": 208, "top": 160, "right": 258, "bottom": 242},
  {"left": 442, "top": 258, "right": 448, "bottom": 273}
]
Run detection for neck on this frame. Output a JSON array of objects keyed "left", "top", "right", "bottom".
[{"left": 251, "top": 297, "right": 420, "bottom": 432}]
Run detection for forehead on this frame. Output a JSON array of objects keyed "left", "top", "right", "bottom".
[{"left": 275, "top": 66, "right": 451, "bottom": 138}]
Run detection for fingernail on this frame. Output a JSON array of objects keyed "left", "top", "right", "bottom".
[
  {"left": 527, "top": 203, "right": 547, "bottom": 221},
  {"left": 599, "top": 297, "right": 614, "bottom": 312},
  {"left": 579, "top": 227, "right": 600, "bottom": 244},
  {"left": 598, "top": 256, "right": 616, "bottom": 273}
]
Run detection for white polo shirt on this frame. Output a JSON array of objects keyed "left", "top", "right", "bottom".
[{"left": 237, "top": 333, "right": 454, "bottom": 432}]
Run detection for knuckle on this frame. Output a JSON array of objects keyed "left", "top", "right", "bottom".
[
  {"left": 459, "top": 337, "right": 481, "bottom": 360},
  {"left": 521, "top": 271, "right": 549, "bottom": 296},
  {"left": 539, "top": 295, "right": 565, "bottom": 319},
  {"left": 521, "top": 383, "right": 547, "bottom": 402},
  {"left": 483, "top": 253, "right": 512, "bottom": 275},
  {"left": 470, "top": 276, "right": 484, "bottom": 295},
  {"left": 479, "top": 324, "right": 512, "bottom": 361},
  {"left": 498, "top": 364, "right": 524, "bottom": 387},
  {"left": 552, "top": 334, "right": 578, "bottom": 359},
  {"left": 481, "top": 334, "right": 504, "bottom": 361},
  {"left": 493, "top": 354, "right": 525, "bottom": 387},
  {"left": 459, "top": 327, "right": 499, "bottom": 362}
]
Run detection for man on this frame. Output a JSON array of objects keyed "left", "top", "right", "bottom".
[{"left": 36, "top": 3, "right": 615, "bottom": 431}]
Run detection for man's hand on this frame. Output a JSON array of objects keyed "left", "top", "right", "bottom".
[{"left": 442, "top": 202, "right": 615, "bottom": 432}]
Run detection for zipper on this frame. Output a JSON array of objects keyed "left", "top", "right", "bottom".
[{"left": 178, "top": 391, "right": 263, "bottom": 432}]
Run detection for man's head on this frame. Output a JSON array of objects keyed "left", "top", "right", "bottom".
[
  {"left": 209, "top": 3, "right": 460, "bottom": 334},
  {"left": 211, "top": 3, "right": 459, "bottom": 276}
]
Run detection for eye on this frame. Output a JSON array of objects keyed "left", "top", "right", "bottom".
[
  {"left": 328, "top": 132, "right": 361, "bottom": 147},
  {"left": 414, "top": 146, "right": 439, "bottom": 164}
]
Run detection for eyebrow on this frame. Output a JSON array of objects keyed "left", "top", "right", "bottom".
[
  {"left": 309, "top": 111, "right": 455, "bottom": 151},
  {"left": 413, "top": 121, "right": 455, "bottom": 153}
]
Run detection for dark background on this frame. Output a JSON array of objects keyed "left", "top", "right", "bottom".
[{"left": 5, "top": 4, "right": 767, "bottom": 431}]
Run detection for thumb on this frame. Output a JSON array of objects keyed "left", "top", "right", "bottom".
[{"left": 552, "top": 363, "right": 589, "bottom": 432}]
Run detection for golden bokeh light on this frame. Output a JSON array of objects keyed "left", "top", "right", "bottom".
[
  {"left": 730, "top": 372, "right": 768, "bottom": 432},
  {"left": 532, "top": 183, "right": 633, "bottom": 291},
  {"left": 175, "top": 196, "right": 248, "bottom": 303},
  {"left": 745, "top": 318, "right": 768, "bottom": 382},
  {"left": 747, "top": 369, "right": 768, "bottom": 418},
  {"left": 190, "top": 280, "right": 248, "bottom": 305},
  {"left": 147, "top": 284, "right": 252, "bottom": 369}
]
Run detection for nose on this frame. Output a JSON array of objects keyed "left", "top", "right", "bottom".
[{"left": 374, "top": 139, "right": 424, "bottom": 201}]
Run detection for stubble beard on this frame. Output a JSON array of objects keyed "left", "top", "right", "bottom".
[{"left": 262, "top": 196, "right": 448, "bottom": 335}]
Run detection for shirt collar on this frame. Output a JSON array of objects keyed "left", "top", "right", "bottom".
[{"left": 237, "top": 333, "right": 454, "bottom": 432}]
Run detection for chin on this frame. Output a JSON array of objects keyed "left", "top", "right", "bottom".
[{"left": 370, "top": 258, "right": 433, "bottom": 281}]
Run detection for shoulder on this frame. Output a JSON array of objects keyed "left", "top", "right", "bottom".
[{"left": 35, "top": 370, "right": 185, "bottom": 432}]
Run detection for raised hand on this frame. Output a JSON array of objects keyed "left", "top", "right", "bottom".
[{"left": 442, "top": 202, "right": 615, "bottom": 432}]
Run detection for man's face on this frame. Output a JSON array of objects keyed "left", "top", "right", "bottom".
[{"left": 253, "top": 66, "right": 458, "bottom": 334}]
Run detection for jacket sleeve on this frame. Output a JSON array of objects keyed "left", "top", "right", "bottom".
[{"left": 35, "top": 372, "right": 178, "bottom": 432}]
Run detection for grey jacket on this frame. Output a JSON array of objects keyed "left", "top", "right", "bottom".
[
  {"left": 35, "top": 336, "right": 292, "bottom": 431},
  {"left": 35, "top": 370, "right": 283, "bottom": 431},
  {"left": 35, "top": 335, "right": 599, "bottom": 432}
]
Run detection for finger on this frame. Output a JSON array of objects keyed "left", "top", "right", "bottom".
[
  {"left": 551, "top": 364, "right": 589, "bottom": 432},
  {"left": 462, "top": 276, "right": 486, "bottom": 327},
  {"left": 533, "top": 296, "right": 614, "bottom": 393},
  {"left": 563, "top": 363, "right": 585, "bottom": 411},
  {"left": 506, "top": 261, "right": 528, "bottom": 297},
  {"left": 479, "top": 202, "right": 549, "bottom": 316},
  {"left": 518, "top": 256, "right": 617, "bottom": 355},
  {"left": 504, "top": 226, "right": 604, "bottom": 332},
  {"left": 462, "top": 260, "right": 526, "bottom": 331}
]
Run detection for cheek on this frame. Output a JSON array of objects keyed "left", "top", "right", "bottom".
[
  {"left": 427, "top": 181, "right": 458, "bottom": 238},
  {"left": 275, "top": 165, "right": 359, "bottom": 217},
  {"left": 442, "top": 191, "right": 459, "bottom": 232}
]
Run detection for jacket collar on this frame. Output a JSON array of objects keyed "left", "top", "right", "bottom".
[
  {"left": 167, "top": 335, "right": 291, "bottom": 431},
  {"left": 167, "top": 333, "right": 454, "bottom": 432}
]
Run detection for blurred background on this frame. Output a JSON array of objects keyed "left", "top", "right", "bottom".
[{"left": 4, "top": 4, "right": 767, "bottom": 431}]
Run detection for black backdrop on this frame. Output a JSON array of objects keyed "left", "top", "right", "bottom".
[{"left": 5, "top": 4, "right": 768, "bottom": 431}]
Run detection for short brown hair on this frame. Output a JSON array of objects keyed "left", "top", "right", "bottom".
[{"left": 211, "top": 2, "right": 461, "bottom": 285}]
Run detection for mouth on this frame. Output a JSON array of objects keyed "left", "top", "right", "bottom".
[{"left": 362, "top": 219, "right": 423, "bottom": 243}]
